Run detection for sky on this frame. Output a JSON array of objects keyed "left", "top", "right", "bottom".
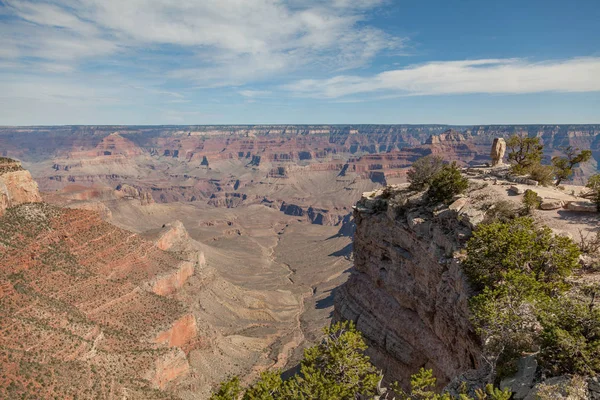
[{"left": 0, "top": 0, "right": 599, "bottom": 125}]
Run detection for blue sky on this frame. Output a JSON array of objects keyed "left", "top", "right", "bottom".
[{"left": 0, "top": 0, "right": 599, "bottom": 125}]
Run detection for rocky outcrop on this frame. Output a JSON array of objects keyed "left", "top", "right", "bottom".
[
  {"left": 65, "top": 201, "right": 113, "bottom": 219},
  {"left": 335, "top": 187, "right": 480, "bottom": 387},
  {"left": 566, "top": 200, "right": 597, "bottom": 212},
  {"left": 0, "top": 158, "right": 42, "bottom": 215},
  {"left": 150, "top": 261, "right": 195, "bottom": 296},
  {"left": 279, "top": 202, "right": 350, "bottom": 225},
  {"left": 115, "top": 183, "right": 154, "bottom": 205},
  {"left": 145, "top": 348, "right": 190, "bottom": 389},
  {"left": 155, "top": 221, "right": 190, "bottom": 251},
  {"left": 153, "top": 314, "right": 198, "bottom": 349},
  {"left": 490, "top": 138, "right": 506, "bottom": 167}
]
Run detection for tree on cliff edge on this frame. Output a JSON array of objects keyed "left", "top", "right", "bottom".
[
  {"left": 407, "top": 155, "right": 445, "bottom": 191},
  {"left": 552, "top": 146, "right": 592, "bottom": 186},
  {"left": 506, "top": 134, "right": 544, "bottom": 174}
]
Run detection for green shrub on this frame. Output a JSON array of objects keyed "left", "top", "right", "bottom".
[
  {"left": 527, "top": 163, "right": 555, "bottom": 186},
  {"left": 483, "top": 201, "right": 520, "bottom": 224},
  {"left": 426, "top": 162, "right": 469, "bottom": 204},
  {"left": 211, "top": 376, "right": 242, "bottom": 400},
  {"left": 211, "top": 323, "right": 510, "bottom": 400},
  {"left": 392, "top": 368, "right": 511, "bottom": 400},
  {"left": 470, "top": 270, "right": 547, "bottom": 379},
  {"left": 538, "top": 294, "right": 600, "bottom": 376},
  {"left": 463, "top": 217, "right": 580, "bottom": 290},
  {"left": 522, "top": 189, "right": 541, "bottom": 213},
  {"left": 586, "top": 174, "right": 600, "bottom": 212},
  {"left": 407, "top": 155, "right": 445, "bottom": 191},
  {"left": 211, "top": 321, "right": 380, "bottom": 400}
]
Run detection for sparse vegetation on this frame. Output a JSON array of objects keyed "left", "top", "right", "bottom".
[
  {"left": 211, "top": 322, "right": 510, "bottom": 400},
  {"left": 464, "top": 215, "right": 600, "bottom": 382},
  {"left": 586, "top": 174, "right": 600, "bottom": 211},
  {"left": 426, "top": 162, "right": 469, "bottom": 204},
  {"left": 521, "top": 189, "right": 541, "bottom": 214},
  {"left": 483, "top": 200, "right": 520, "bottom": 224},
  {"left": 526, "top": 163, "right": 554, "bottom": 186},
  {"left": 407, "top": 155, "right": 445, "bottom": 191}
]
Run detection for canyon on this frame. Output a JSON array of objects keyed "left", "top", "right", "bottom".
[{"left": 1, "top": 125, "right": 600, "bottom": 398}]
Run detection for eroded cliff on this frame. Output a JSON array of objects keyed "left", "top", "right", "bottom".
[
  {"left": 334, "top": 185, "right": 480, "bottom": 387},
  {"left": 0, "top": 157, "right": 42, "bottom": 215}
]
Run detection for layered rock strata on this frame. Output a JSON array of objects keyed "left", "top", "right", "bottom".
[
  {"left": 335, "top": 186, "right": 481, "bottom": 387},
  {"left": 0, "top": 157, "right": 42, "bottom": 215}
]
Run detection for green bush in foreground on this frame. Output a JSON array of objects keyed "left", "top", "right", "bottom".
[
  {"left": 466, "top": 216, "right": 600, "bottom": 380},
  {"left": 538, "top": 295, "right": 600, "bottom": 376},
  {"left": 211, "top": 322, "right": 510, "bottom": 400},
  {"left": 463, "top": 217, "right": 580, "bottom": 290},
  {"left": 211, "top": 321, "right": 380, "bottom": 400},
  {"left": 392, "top": 368, "right": 510, "bottom": 400}
]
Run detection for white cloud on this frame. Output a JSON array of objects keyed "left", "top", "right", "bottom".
[
  {"left": 0, "top": 0, "right": 399, "bottom": 85},
  {"left": 239, "top": 90, "right": 272, "bottom": 98},
  {"left": 283, "top": 58, "right": 600, "bottom": 98}
]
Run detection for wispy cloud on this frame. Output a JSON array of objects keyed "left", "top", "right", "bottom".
[
  {"left": 0, "top": 0, "right": 400, "bottom": 84},
  {"left": 239, "top": 90, "right": 272, "bottom": 98},
  {"left": 283, "top": 58, "right": 600, "bottom": 98}
]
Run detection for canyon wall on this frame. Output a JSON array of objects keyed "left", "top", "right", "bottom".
[
  {"left": 0, "top": 158, "right": 41, "bottom": 215},
  {"left": 334, "top": 187, "right": 481, "bottom": 387}
]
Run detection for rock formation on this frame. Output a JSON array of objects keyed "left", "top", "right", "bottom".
[
  {"left": 334, "top": 187, "right": 480, "bottom": 387},
  {"left": 335, "top": 162, "right": 600, "bottom": 393},
  {"left": 490, "top": 138, "right": 506, "bottom": 167},
  {"left": 0, "top": 157, "right": 41, "bottom": 216}
]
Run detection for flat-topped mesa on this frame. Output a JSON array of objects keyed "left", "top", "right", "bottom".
[
  {"left": 0, "top": 158, "right": 42, "bottom": 216},
  {"left": 426, "top": 129, "right": 468, "bottom": 145}
]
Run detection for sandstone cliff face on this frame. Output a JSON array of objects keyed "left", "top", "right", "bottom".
[
  {"left": 0, "top": 159, "right": 42, "bottom": 215},
  {"left": 334, "top": 187, "right": 480, "bottom": 387}
]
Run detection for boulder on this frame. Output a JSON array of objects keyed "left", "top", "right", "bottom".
[
  {"left": 523, "top": 375, "right": 588, "bottom": 400},
  {"left": 449, "top": 198, "right": 469, "bottom": 212},
  {"left": 540, "top": 199, "right": 564, "bottom": 210},
  {"left": 566, "top": 201, "right": 597, "bottom": 212},
  {"left": 509, "top": 185, "right": 524, "bottom": 195},
  {"left": 501, "top": 356, "right": 538, "bottom": 399},
  {"left": 510, "top": 176, "right": 539, "bottom": 186}
]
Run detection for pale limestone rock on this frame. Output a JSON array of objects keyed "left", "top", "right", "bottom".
[
  {"left": 501, "top": 356, "right": 538, "bottom": 399},
  {"left": 540, "top": 199, "right": 564, "bottom": 210},
  {"left": 490, "top": 138, "right": 506, "bottom": 167},
  {"left": 524, "top": 376, "right": 589, "bottom": 400},
  {"left": 567, "top": 201, "right": 597, "bottom": 212},
  {"left": 449, "top": 198, "right": 469, "bottom": 212},
  {"left": 0, "top": 162, "right": 42, "bottom": 216}
]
